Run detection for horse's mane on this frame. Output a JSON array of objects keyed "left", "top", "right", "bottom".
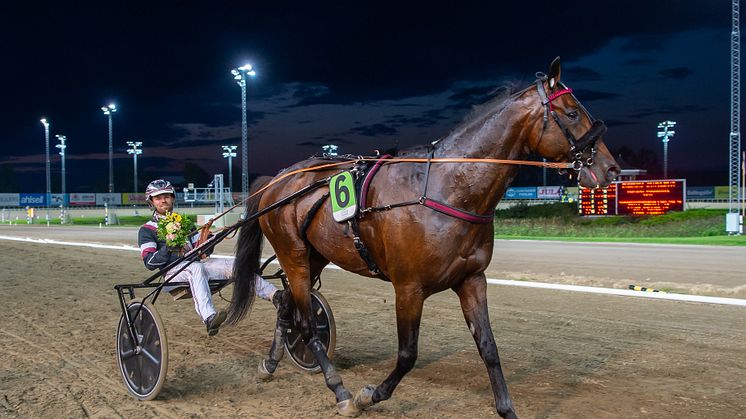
[
  {"left": 301, "top": 81, "right": 528, "bottom": 162},
  {"left": 392, "top": 82, "right": 524, "bottom": 157}
]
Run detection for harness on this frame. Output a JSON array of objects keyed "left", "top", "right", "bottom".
[
  {"left": 534, "top": 75, "right": 608, "bottom": 172},
  {"left": 341, "top": 78, "right": 608, "bottom": 275}
]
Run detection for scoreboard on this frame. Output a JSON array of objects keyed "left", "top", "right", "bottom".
[
  {"left": 578, "top": 179, "right": 686, "bottom": 216},
  {"left": 578, "top": 183, "right": 616, "bottom": 215}
]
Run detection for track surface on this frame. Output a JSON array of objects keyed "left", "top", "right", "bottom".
[{"left": 1, "top": 225, "right": 745, "bottom": 418}]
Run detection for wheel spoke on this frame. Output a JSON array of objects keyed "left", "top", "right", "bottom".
[
  {"left": 286, "top": 333, "right": 302, "bottom": 350},
  {"left": 140, "top": 347, "right": 161, "bottom": 366},
  {"left": 120, "top": 348, "right": 136, "bottom": 360}
]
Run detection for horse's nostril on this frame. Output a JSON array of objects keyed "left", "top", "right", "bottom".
[{"left": 607, "top": 166, "right": 620, "bottom": 181}]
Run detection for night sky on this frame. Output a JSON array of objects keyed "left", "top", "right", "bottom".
[{"left": 0, "top": 1, "right": 737, "bottom": 192}]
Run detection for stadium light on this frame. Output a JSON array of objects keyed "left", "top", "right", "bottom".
[
  {"left": 222, "top": 145, "right": 238, "bottom": 192},
  {"left": 40, "top": 118, "right": 51, "bottom": 208},
  {"left": 322, "top": 144, "right": 339, "bottom": 156},
  {"left": 126, "top": 141, "right": 142, "bottom": 193},
  {"left": 55, "top": 135, "right": 67, "bottom": 201},
  {"left": 230, "top": 63, "right": 256, "bottom": 200},
  {"left": 101, "top": 103, "right": 117, "bottom": 192},
  {"left": 657, "top": 120, "right": 676, "bottom": 179}
]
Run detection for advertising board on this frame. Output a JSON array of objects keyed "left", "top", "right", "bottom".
[
  {"left": 686, "top": 187, "right": 714, "bottom": 200},
  {"left": 95, "top": 193, "right": 122, "bottom": 206},
  {"left": 50, "top": 194, "right": 66, "bottom": 206},
  {"left": 122, "top": 193, "right": 147, "bottom": 205},
  {"left": 0, "top": 193, "right": 20, "bottom": 207},
  {"left": 504, "top": 187, "right": 537, "bottom": 200},
  {"left": 19, "top": 193, "right": 46, "bottom": 207},
  {"left": 537, "top": 186, "right": 562, "bottom": 200},
  {"left": 69, "top": 193, "right": 96, "bottom": 206}
]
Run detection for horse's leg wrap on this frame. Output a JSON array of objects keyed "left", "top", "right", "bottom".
[
  {"left": 259, "top": 297, "right": 294, "bottom": 380},
  {"left": 307, "top": 336, "right": 355, "bottom": 414}
]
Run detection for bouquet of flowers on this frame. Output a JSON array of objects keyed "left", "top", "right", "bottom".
[{"left": 156, "top": 211, "right": 195, "bottom": 250}]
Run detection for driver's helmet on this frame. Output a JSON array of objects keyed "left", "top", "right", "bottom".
[{"left": 145, "top": 179, "right": 175, "bottom": 202}]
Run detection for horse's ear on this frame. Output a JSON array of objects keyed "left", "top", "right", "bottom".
[{"left": 547, "top": 57, "right": 561, "bottom": 89}]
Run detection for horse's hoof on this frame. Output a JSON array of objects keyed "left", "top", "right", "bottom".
[
  {"left": 337, "top": 398, "right": 360, "bottom": 417},
  {"left": 257, "top": 359, "right": 273, "bottom": 381},
  {"left": 354, "top": 384, "right": 376, "bottom": 410}
]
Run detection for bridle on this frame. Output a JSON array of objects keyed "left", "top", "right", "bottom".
[{"left": 534, "top": 75, "right": 607, "bottom": 172}]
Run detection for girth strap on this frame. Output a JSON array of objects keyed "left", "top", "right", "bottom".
[{"left": 349, "top": 217, "right": 382, "bottom": 276}]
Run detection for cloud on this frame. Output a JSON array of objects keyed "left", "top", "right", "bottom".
[
  {"left": 296, "top": 137, "right": 352, "bottom": 148},
  {"left": 603, "top": 119, "right": 637, "bottom": 128},
  {"left": 624, "top": 57, "right": 656, "bottom": 66},
  {"left": 658, "top": 67, "right": 693, "bottom": 80},
  {"left": 564, "top": 66, "right": 602, "bottom": 81},
  {"left": 619, "top": 35, "right": 668, "bottom": 53},
  {"left": 384, "top": 114, "right": 441, "bottom": 128},
  {"left": 627, "top": 104, "right": 710, "bottom": 119},
  {"left": 572, "top": 89, "right": 621, "bottom": 102},
  {"left": 348, "top": 123, "right": 398, "bottom": 137}
]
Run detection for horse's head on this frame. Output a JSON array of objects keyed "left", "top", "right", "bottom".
[{"left": 527, "top": 57, "right": 620, "bottom": 188}]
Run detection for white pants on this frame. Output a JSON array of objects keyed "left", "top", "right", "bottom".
[{"left": 167, "top": 258, "right": 278, "bottom": 321}]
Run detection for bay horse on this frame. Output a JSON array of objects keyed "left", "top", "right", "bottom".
[{"left": 227, "top": 58, "right": 619, "bottom": 418}]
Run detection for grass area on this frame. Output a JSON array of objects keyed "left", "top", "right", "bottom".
[{"left": 493, "top": 203, "right": 745, "bottom": 245}]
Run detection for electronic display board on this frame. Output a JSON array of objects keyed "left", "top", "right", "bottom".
[
  {"left": 616, "top": 179, "right": 685, "bottom": 215},
  {"left": 578, "top": 179, "right": 685, "bottom": 216},
  {"left": 578, "top": 183, "right": 616, "bottom": 215}
]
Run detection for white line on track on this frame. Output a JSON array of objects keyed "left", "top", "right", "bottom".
[{"left": 2, "top": 234, "right": 745, "bottom": 307}]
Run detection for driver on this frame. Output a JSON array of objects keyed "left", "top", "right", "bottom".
[{"left": 137, "top": 179, "right": 281, "bottom": 336}]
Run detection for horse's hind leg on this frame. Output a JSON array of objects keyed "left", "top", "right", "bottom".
[
  {"left": 354, "top": 287, "right": 424, "bottom": 411},
  {"left": 282, "top": 253, "right": 357, "bottom": 416},
  {"left": 454, "top": 273, "right": 517, "bottom": 419},
  {"left": 257, "top": 291, "right": 292, "bottom": 380}
]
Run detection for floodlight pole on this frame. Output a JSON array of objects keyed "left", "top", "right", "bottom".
[
  {"left": 729, "top": 0, "right": 742, "bottom": 234},
  {"left": 126, "top": 141, "right": 142, "bottom": 193},
  {"left": 55, "top": 135, "right": 67, "bottom": 199},
  {"left": 231, "top": 64, "right": 256, "bottom": 200},
  {"left": 222, "top": 145, "right": 237, "bottom": 192},
  {"left": 40, "top": 118, "right": 50, "bottom": 208},
  {"left": 657, "top": 120, "right": 676, "bottom": 179},
  {"left": 101, "top": 104, "right": 117, "bottom": 193}
]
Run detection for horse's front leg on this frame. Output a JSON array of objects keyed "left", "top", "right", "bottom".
[
  {"left": 354, "top": 286, "right": 424, "bottom": 411},
  {"left": 454, "top": 273, "right": 517, "bottom": 419}
]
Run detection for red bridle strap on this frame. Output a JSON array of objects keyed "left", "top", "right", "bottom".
[{"left": 547, "top": 87, "right": 573, "bottom": 111}]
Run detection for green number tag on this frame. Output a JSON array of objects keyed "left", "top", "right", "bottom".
[{"left": 330, "top": 171, "right": 357, "bottom": 222}]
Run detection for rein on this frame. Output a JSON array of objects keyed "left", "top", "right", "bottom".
[{"left": 197, "top": 155, "right": 573, "bottom": 237}]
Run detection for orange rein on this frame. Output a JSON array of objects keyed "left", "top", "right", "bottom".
[{"left": 196, "top": 156, "right": 573, "bottom": 244}]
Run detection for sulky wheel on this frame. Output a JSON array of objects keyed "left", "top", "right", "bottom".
[
  {"left": 116, "top": 299, "right": 168, "bottom": 401},
  {"left": 284, "top": 289, "right": 336, "bottom": 373}
]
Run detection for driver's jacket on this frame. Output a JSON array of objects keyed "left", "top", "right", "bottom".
[{"left": 138, "top": 217, "right": 202, "bottom": 270}]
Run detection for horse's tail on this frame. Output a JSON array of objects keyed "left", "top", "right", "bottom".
[{"left": 226, "top": 176, "right": 273, "bottom": 325}]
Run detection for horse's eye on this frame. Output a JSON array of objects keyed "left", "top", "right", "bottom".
[{"left": 567, "top": 110, "right": 579, "bottom": 120}]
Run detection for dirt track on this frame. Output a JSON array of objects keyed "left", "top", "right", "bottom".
[{"left": 1, "top": 226, "right": 745, "bottom": 418}]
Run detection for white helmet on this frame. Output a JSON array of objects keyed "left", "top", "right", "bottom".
[{"left": 145, "top": 179, "right": 175, "bottom": 202}]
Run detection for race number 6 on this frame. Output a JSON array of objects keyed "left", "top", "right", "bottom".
[{"left": 330, "top": 172, "right": 357, "bottom": 222}]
